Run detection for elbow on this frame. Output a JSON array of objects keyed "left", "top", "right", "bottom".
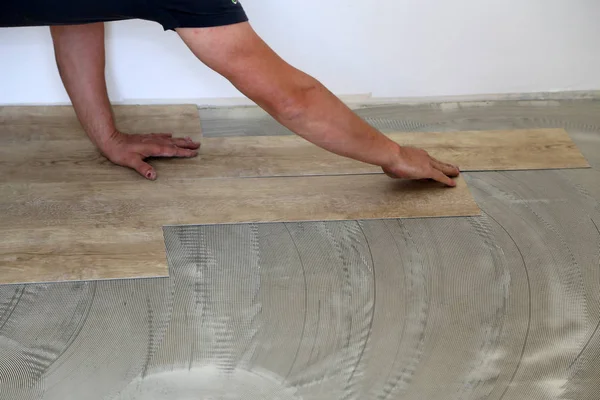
[
  {"left": 270, "top": 79, "right": 320, "bottom": 123},
  {"left": 232, "top": 66, "right": 322, "bottom": 123}
]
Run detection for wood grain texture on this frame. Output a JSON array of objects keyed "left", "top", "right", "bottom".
[
  {"left": 392, "top": 128, "right": 590, "bottom": 170},
  {"left": 0, "top": 104, "right": 201, "bottom": 284},
  {"left": 0, "top": 175, "right": 479, "bottom": 228},
  {"left": 0, "top": 128, "right": 588, "bottom": 183},
  {"left": 0, "top": 173, "right": 478, "bottom": 284},
  {"left": 169, "top": 128, "right": 591, "bottom": 176},
  {"left": 0, "top": 228, "right": 167, "bottom": 285},
  {"left": 0, "top": 104, "right": 202, "bottom": 142}
]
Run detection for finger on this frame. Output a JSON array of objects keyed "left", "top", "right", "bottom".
[
  {"left": 140, "top": 134, "right": 174, "bottom": 144},
  {"left": 171, "top": 137, "right": 201, "bottom": 149},
  {"left": 383, "top": 169, "right": 398, "bottom": 179},
  {"left": 431, "top": 158, "right": 460, "bottom": 177},
  {"left": 429, "top": 153, "right": 453, "bottom": 164},
  {"left": 130, "top": 158, "right": 157, "bottom": 180},
  {"left": 168, "top": 146, "right": 199, "bottom": 158},
  {"left": 430, "top": 168, "right": 456, "bottom": 187},
  {"left": 147, "top": 144, "right": 198, "bottom": 158},
  {"left": 430, "top": 155, "right": 458, "bottom": 169}
]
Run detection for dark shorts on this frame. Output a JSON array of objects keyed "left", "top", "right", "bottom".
[{"left": 0, "top": 0, "right": 248, "bottom": 31}]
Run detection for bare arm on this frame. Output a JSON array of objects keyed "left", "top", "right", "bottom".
[
  {"left": 50, "top": 23, "right": 116, "bottom": 149},
  {"left": 50, "top": 23, "right": 199, "bottom": 180},
  {"left": 177, "top": 23, "right": 459, "bottom": 186}
]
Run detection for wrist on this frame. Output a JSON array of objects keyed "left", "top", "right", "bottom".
[
  {"left": 89, "top": 128, "right": 121, "bottom": 150},
  {"left": 379, "top": 140, "right": 403, "bottom": 171},
  {"left": 85, "top": 129, "right": 123, "bottom": 159}
]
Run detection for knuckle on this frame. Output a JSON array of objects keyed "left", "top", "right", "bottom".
[
  {"left": 149, "top": 144, "right": 163, "bottom": 154},
  {"left": 162, "top": 145, "right": 177, "bottom": 156}
]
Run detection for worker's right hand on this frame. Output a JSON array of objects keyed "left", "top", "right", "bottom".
[
  {"left": 97, "top": 130, "right": 200, "bottom": 180},
  {"left": 382, "top": 146, "right": 460, "bottom": 187}
]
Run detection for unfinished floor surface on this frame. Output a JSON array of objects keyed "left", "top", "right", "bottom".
[{"left": 1, "top": 99, "right": 600, "bottom": 399}]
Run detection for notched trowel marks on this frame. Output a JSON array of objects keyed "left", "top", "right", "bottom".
[{"left": 0, "top": 283, "right": 95, "bottom": 398}]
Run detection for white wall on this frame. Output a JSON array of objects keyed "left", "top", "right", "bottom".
[{"left": 1, "top": 0, "right": 600, "bottom": 105}]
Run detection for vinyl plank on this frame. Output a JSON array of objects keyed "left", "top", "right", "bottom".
[
  {"left": 164, "top": 128, "right": 590, "bottom": 176},
  {"left": 0, "top": 227, "right": 167, "bottom": 285},
  {"left": 0, "top": 104, "right": 202, "bottom": 142},
  {"left": 0, "top": 175, "right": 479, "bottom": 228},
  {"left": 0, "top": 174, "right": 479, "bottom": 284},
  {"left": 391, "top": 128, "right": 590, "bottom": 170},
  {"left": 0, "top": 129, "right": 588, "bottom": 183},
  {"left": 0, "top": 104, "right": 201, "bottom": 283}
]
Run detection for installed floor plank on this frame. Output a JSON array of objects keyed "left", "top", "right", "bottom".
[
  {"left": 0, "top": 128, "right": 588, "bottom": 183},
  {"left": 0, "top": 175, "right": 479, "bottom": 229},
  {"left": 0, "top": 104, "right": 202, "bottom": 283},
  {"left": 167, "top": 128, "right": 590, "bottom": 176},
  {"left": 0, "top": 104, "right": 202, "bottom": 142},
  {"left": 0, "top": 104, "right": 204, "bottom": 182},
  {"left": 0, "top": 174, "right": 478, "bottom": 284},
  {"left": 0, "top": 228, "right": 166, "bottom": 285}
]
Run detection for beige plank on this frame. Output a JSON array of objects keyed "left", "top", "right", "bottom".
[
  {"left": 0, "top": 104, "right": 202, "bottom": 142},
  {"left": 0, "top": 174, "right": 479, "bottom": 284},
  {"left": 0, "top": 129, "right": 588, "bottom": 183},
  {"left": 0, "top": 104, "right": 202, "bottom": 283},
  {"left": 0, "top": 227, "right": 167, "bottom": 285},
  {"left": 0, "top": 175, "right": 479, "bottom": 228},
  {"left": 390, "top": 128, "right": 590, "bottom": 170},
  {"left": 0, "top": 139, "right": 145, "bottom": 182},
  {"left": 157, "top": 128, "right": 591, "bottom": 175}
]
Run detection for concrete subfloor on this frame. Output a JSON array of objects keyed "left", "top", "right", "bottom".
[{"left": 1, "top": 99, "right": 600, "bottom": 400}]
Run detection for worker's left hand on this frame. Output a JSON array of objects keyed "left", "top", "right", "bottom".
[{"left": 97, "top": 130, "right": 200, "bottom": 180}]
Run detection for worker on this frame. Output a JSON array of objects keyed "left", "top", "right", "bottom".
[{"left": 1, "top": 0, "right": 460, "bottom": 185}]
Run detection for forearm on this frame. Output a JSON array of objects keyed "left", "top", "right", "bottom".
[
  {"left": 50, "top": 23, "right": 116, "bottom": 149},
  {"left": 177, "top": 26, "right": 401, "bottom": 170},
  {"left": 268, "top": 72, "right": 401, "bottom": 169}
]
